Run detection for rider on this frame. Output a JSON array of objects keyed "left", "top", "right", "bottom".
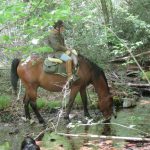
[{"left": 47, "top": 20, "right": 78, "bottom": 81}]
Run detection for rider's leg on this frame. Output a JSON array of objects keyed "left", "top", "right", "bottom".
[{"left": 66, "top": 60, "right": 73, "bottom": 79}]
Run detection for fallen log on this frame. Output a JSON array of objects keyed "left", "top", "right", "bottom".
[
  {"left": 110, "top": 51, "right": 150, "bottom": 63},
  {"left": 57, "top": 132, "right": 150, "bottom": 142}
]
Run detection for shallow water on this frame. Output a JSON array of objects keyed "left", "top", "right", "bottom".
[{"left": 0, "top": 98, "right": 150, "bottom": 150}]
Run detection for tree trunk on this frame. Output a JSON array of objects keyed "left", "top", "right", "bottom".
[
  {"left": 23, "top": 0, "right": 29, "bottom": 2},
  {"left": 100, "top": 0, "right": 110, "bottom": 24}
]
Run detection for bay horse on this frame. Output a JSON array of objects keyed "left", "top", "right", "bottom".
[{"left": 11, "top": 54, "right": 115, "bottom": 124}]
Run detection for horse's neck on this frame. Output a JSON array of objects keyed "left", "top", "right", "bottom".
[{"left": 93, "top": 77, "right": 110, "bottom": 99}]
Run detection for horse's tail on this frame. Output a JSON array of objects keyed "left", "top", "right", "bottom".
[{"left": 11, "top": 58, "right": 20, "bottom": 94}]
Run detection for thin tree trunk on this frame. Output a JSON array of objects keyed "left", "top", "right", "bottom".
[
  {"left": 23, "top": 0, "right": 29, "bottom": 2},
  {"left": 100, "top": 0, "right": 109, "bottom": 24}
]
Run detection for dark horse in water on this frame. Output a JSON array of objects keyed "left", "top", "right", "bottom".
[{"left": 11, "top": 54, "right": 115, "bottom": 124}]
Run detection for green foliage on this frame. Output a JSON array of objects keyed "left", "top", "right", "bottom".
[
  {"left": 0, "top": 142, "right": 10, "bottom": 150},
  {"left": 113, "top": 8, "right": 150, "bottom": 52},
  {"left": 0, "top": 95, "right": 11, "bottom": 110},
  {"left": 0, "top": 1, "right": 27, "bottom": 24},
  {"left": 128, "top": 0, "right": 150, "bottom": 24},
  {"left": 1, "top": 0, "right": 150, "bottom": 66},
  {"left": 1, "top": 0, "right": 71, "bottom": 54},
  {"left": 140, "top": 71, "right": 150, "bottom": 80}
]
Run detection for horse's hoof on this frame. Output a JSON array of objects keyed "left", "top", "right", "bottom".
[
  {"left": 64, "top": 115, "right": 69, "bottom": 120},
  {"left": 102, "top": 118, "right": 111, "bottom": 123},
  {"left": 64, "top": 115, "right": 70, "bottom": 123},
  {"left": 85, "top": 113, "right": 91, "bottom": 119}
]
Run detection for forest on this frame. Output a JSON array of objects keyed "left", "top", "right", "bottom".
[{"left": 0, "top": 0, "right": 150, "bottom": 149}]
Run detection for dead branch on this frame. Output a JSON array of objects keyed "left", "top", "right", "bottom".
[
  {"left": 114, "top": 82, "right": 150, "bottom": 88},
  {"left": 110, "top": 51, "right": 150, "bottom": 63}
]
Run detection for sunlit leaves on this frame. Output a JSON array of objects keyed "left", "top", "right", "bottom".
[{"left": 0, "top": 2, "right": 27, "bottom": 24}]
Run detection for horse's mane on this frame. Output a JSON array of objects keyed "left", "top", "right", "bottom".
[{"left": 78, "top": 54, "right": 108, "bottom": 84}]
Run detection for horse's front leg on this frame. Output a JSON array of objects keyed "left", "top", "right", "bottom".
[
  {"left": 30, "top": 100, "right": 45, "bottom": 124},
  {"left": 64, "top": 86, "right": 79, "bottom": 121},
  {"left": 80, "top": 87, "right": 90, "bottom": 118}
]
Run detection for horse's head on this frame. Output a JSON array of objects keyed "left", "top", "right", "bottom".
[{"left": 99, "top": 95, "right": 117, "bottom": 122}]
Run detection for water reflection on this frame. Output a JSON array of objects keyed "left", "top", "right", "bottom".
[
  {"left": 83, "top": 125, "right": 89, "bottom": 144},
  {"left": 65, "top": 123, "right": 113, "bottom": 149},
  {"left": 102, "top": 124, "right": 111, "bottom": 135}
]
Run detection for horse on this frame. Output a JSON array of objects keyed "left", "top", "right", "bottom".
[{"left": 11, "top": 54, "right": 115, "bottom": 124}]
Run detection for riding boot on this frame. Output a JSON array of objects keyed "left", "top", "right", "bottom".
[{"left": 66, "top": 60, "right": 73, "bottom": 81}]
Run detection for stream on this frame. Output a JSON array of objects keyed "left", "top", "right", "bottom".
[{"left": 0, "top": 98, "right": 150, "bottom": 150}]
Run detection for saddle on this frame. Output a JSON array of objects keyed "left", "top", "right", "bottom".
[
  {"left": 43, "top": 57, "right": 67, "bottom": 76},
  {"left": 43, "top": 50, "right": 79, "bottom": 78}
]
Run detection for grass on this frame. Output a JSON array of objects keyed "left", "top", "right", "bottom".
[
  {"left": 74, "top": 93, "right": 82, "bottom": 105},
  {"left": 33, "top": 91, "right": 99, "bottom": 110},
  {"left": 36, "top": 98, "right": 62, "bottom": 110},
  {"left": 0, "top": 95, "right": 11, "bottom": 110},
  {"left": 47, "top": 100, "right": 62, "bottom": 109},
  {"left": 36, "top": 98, "right": 47, "bottom": 109}
]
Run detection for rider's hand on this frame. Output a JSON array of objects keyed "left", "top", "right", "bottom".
[
  {"left": 66, "top": 50, "right": 71, "bottom": 55},
  {"left": 72, "top": 49, "right": 78, "bottom": 55}
]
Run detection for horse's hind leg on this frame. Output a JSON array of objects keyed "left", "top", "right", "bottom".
[
  {"left": 23, "top": 93, "right": 31, "bottom": 120},
  {"left": 80, "top": 87, "right": 90, "bottom": 118},
  {"left": 24, "top": 87, "right": 45, "bottom": 124}
]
